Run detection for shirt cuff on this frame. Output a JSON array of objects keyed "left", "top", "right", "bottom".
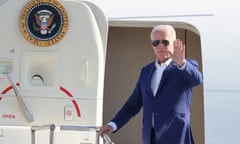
[
  {"left": 177, "top": 60, "right": 187, "bottom": 70},
  {"left": 107, "top": 121, "right": 118, "bottom": 131}
]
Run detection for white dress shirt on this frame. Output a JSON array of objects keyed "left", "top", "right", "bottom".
[{"left": 151, "top": 58, "right": 172, "bottom": 96}]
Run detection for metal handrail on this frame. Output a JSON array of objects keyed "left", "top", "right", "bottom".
[
  {"left": 60, "top": 125, "right": 98, "bottom": 131},
  {"left": 103, "top": 133, "right": 115, "bottom": 144},
  {"left": 31, "top": 124, "right": 55, "bottom": 144},
  {"left": 60, "top": 125, "right": 115, "bottom": 144}
]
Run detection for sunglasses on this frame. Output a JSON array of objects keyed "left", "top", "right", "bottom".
[{"left": 152, "top": 40, "right": 170, "bottom": 47}]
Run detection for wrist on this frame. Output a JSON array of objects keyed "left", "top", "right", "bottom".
[{"left": 178, "top": 59, "right": 186, "bottom": 67}]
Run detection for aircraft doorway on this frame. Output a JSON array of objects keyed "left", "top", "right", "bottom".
[{"left": 103, "top": 24, "right": 204, "bottom": 144}]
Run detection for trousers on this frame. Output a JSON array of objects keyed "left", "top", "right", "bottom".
[{"left": 151, "top": 128, "right": 156, "bottom": 144}]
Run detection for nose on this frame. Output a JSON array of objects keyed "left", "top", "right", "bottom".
[{"left": 155, "top": 43, "right": 165, "bottom": 49}]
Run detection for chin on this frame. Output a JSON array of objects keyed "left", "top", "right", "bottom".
[{"left": 159, "top": 56, "right": 170, "bottom": 62}]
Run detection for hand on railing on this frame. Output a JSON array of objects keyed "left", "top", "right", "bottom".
[{"left": 98, "top": 125, "right": 115, "bottom": 144}]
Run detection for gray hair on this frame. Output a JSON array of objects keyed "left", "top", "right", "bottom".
[{"left": 150, "top": 25, "right": 176, "bottom": 41}]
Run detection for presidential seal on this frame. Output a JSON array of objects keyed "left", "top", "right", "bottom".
[{"left": 20, "top": 0, "right": 68, "bottom": 47}]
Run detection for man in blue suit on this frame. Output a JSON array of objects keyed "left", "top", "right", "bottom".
[{"left": 99, "top": 25, "right": 203, "bottom": 144}]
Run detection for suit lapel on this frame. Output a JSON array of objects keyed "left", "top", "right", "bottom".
[{"left": 147, "top": 63, "right": 155, "bottom": 97}]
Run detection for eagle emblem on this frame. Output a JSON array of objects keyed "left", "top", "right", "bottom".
[
  {"left": 20, "top": 0, "right": 68, "bottom": 47},
  {"left": 34, "top": 10, "right": 56, "bottom": 35}
]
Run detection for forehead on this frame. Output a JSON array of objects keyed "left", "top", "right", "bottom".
[{"left": 152, "top": 29, "right": 172, "bottom": 40}]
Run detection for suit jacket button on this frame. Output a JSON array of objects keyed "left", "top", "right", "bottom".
[{"left": 180, "top": 113, "right": 185, "bottom": 117}]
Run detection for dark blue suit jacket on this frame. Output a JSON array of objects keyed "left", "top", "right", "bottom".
[{"left": 111, "top": 59, "right": 203, "bottom": 144}]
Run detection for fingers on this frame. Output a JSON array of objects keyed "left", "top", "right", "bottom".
[
  {"left": 98, "top": 125, "right": 113, "bottom": 137},
  {"left": 172, "top": 39, "right": 186, "bottom": 65},
  {"left": 174, "top": 39, "right": 185, "bottom": 51}
]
